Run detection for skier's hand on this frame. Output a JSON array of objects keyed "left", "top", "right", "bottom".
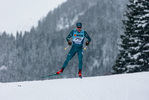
[
  {"left": 68, "top": 41, "right": 72, "bottom": 45},
  {"left": 86, "top": 41, "right": 90, "bottom": 46}
]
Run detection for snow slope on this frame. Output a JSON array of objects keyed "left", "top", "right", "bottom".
[{"left": 0, "top": 72, "right": 149, "bottom": 100}]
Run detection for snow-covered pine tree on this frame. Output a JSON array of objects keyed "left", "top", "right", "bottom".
[{"left": 113, "top": 0, "right": 149, "bottom": 74}]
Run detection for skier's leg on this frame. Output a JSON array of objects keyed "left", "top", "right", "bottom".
[
  {"left": 62, "top": 46, "right": 76, "bottom": 69},
  {"left": 78, "top": 48, "right": 83, "bottom": 70}
]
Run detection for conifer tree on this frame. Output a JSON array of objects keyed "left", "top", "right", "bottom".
[{"left": 113, "top": 0, "right": 149, "bottom": 73}]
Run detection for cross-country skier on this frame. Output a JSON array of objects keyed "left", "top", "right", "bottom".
[{"left": 56, "top": 22, "right": 91, "bottom": 77}]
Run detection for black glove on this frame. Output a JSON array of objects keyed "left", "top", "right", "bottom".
[
  {"left": 86, "top": 41, "right": 90, "bottom": 46},
  {"left": 68, "top": 41, "right": 72, "bottom": 45}
]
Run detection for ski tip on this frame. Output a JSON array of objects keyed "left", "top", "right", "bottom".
[{"left": 40, "top": 76, "right": 47, "bottom": 78}]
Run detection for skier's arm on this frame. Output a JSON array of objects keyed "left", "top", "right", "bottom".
[
  {"left": 84, "top": 31, "right": 91, "bottom": 43},
  {"left": 66, "top": 30, "right": 74, "bottom": 42}
]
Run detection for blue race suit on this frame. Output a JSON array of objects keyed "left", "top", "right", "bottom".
[{"left": 62, "top": 29, "right": 91, "bottom": 70}]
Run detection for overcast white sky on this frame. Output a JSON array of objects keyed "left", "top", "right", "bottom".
[{"left": 0, "top": 0, "right": 67, "bottom": 35}]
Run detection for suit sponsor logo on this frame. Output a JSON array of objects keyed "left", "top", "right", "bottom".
[{"left": 74, "top": 34, "right": 83, "bottom": 37}]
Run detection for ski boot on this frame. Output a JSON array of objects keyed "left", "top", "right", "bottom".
[
  {"left": 56, "top": 68, "right": 64, "bottom": 75},
  {"left": 78, "top": 69, "right": 82, "bottom": 78}
]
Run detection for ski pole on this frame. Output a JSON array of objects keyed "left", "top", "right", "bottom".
[
  {"left": 65, "top": 45, "right": 69, "bottom": 50},
  {"left": 84, "top": 46, "right": 87, "bottom": 50}
]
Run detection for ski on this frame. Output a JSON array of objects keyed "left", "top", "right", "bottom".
[
  {"left": 41, "top": 73, "right": 64, "bottom": 78},
  {"left": 41, "top": 73, "right": 82, "bottom": 79}
]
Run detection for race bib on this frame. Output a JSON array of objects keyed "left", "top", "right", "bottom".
[
  {"left": 73, "top": 37, "right": 84, "bottom": 44},
  {"left": 72, "top": 29, "right": 85, "bottom": 45}
]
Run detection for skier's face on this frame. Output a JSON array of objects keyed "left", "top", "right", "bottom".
[{"left": 77, "top": 27, "right": 82, "bottom": 32}]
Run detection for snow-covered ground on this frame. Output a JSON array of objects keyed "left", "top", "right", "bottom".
[{"left": 0, "top": 72, "right": 149, "bottom": 100}]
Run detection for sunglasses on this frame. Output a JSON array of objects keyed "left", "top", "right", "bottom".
[{"left": 77, "top": 27, "right": 82, "bottom": 28}]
